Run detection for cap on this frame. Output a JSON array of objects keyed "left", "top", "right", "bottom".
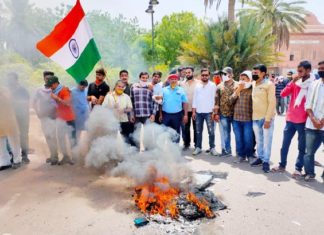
[
  {"left": 168, "top": 74, "right": 179, "bottom": 80},
  {"left": 221, "top": 67, "right": 233, "bottom": 75}
]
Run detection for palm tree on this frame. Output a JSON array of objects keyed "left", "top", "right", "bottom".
[
  {"left": 204, "top": 0, "right": 248, "bottom": 22},
  {"left": 178, "top": 17, "right": 277, "bottom": 75},
  {"left": 238, "top": 0, "right": 307, "bottom": 50}
]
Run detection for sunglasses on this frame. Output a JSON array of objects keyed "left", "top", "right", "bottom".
[{"left": 220, "top": 72, "right": 227, "bottom": 76}]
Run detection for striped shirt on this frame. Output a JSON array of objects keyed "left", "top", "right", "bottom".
[{"left": 130, "top": 83, "right": 157, "bottom": 118}]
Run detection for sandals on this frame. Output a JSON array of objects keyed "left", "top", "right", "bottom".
[{"left": 271, "top": 166, "right": 285, "bottom": 173}]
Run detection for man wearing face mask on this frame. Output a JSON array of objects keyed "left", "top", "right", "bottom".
[
  {"left": 180, "top": 66, "right": 198, "bottom": 151},
  {"left": 214, "top": 67, "right": 237, "bottom": 157},
  {"left": 231, "top": 71, "right": 253, "bottom": 163},
  {"left": 152, "top": 71, "right": 163, "bottom": 124},
  {"left": 104, "top": 80, "right": 135, "bottom": 146},
  {"left": 87, "top": 68, "right": 110, "bottom": 108},
  {"left": 250, "top": 64, "right": 276, "bottom": 173},
  {"left": 302, "top": 61, "right": 324, "bottom": 181},
  {"left": 272, "top": 61, "right": 314, "bottom": 177},
  {"left": 160, "top": 74, "right": 188, "bottom": 143},
  {"left": 130, "top": 72, "right": 156, "bottom": 125}
]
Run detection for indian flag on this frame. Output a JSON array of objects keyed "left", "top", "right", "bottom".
[{"left": 36, "top": 0, "right": 101, "bottom": 82}]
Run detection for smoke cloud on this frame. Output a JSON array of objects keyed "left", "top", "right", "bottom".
[{"left": 82, "top": 106, "right": 192, "bottom": 186}]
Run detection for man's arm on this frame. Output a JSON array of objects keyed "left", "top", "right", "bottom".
[{"left": 264, "top": 83, "right": 276, "bottom": 129}]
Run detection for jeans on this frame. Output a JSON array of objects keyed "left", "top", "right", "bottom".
[
  {"left": 215, "top": 121, "right": 225, "bottom": 150},
  {"left": 162, "top": 111, "right": 183, "bottom": 143},
  {"left": 280, "top": 121, "right": 305, "bottom": 171},
  {"left": 220, "top": 115, "right": 233, "bottom": 153},
  {"left": 253, "top": 118, "right": 275, "bottom": 163},
  {"left": 181, "top": 112, "right": 196, "bottom": 148},
  {"left": 276, "top": 97, "right": 285, "bottom": 114},
  {"left": 304, "top": 128, "right": 324, "bottom": 176},
  {"left": 196, "top": 113, "right": 215, "bottom": 149},
  {"left": 233, "top": 120, "right": 253, "bottom": 158}
]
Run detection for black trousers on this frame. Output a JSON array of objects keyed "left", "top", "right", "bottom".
[
  {"left": 120, "top": 122, "right": 136, "bottom": 146},
  {"left": 181, "top": 111, "right": 197, "bottom": 148}
]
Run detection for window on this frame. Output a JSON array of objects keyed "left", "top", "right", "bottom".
[{"left": 289, "top": 54, "right": 294, "bottom": 61}]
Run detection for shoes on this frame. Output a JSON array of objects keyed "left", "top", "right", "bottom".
[
  {"left": 271, "top": 165, "right": 285, "bottom": 173},
  {"left": 219, "top": 150, "right": 232, "bottom": 157},
  {"left": 262, "top": 162, "right": 270, "bottom": 173},
  {"left": 0, "top": 165, "right": 12, "bottom": 171},
  {"left": 11, "top": 162, "right": 21, "bottom": 169},
  {"left": 292, "top": 170, "right": 302, "bottom": 179},
  {"left": 46, "top": 158, "right": 51, "bottom": 163},
  {"left": 234, "top": 156, "right": 246, "bottom": 163},
  {"left": 304, "top": 174, "right": 315, "bottom": 182},
  {"left": 210, "top": 148, "right": 220, "bottom": 156},
  {"left": 192, "top": 148, "right": 202, "bottom": 156},
  {"left": 250, "top": 158, "right": 263, "bottom": 167},
  {"left": 58, "top": 156, "right": 74, "bottom": 165},
  {"left": 321, "top": 171, "right": 324, "bottom": 179},
  {"left": 22, "top": 157, "right": 30, "bottom": 164},
  {"left": 182, "top": 146, "right": 190, "bottom": 151}
]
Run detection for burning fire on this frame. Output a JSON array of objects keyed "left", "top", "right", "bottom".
[{"left": 134, "top": 168, "right": 215, "bottom": 219}]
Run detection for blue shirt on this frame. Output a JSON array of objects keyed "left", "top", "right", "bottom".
[
  {"left": 71, "top": 87, "right": 90, "bottom": 130},
  {"left": 162, "top": 86, "right": 188, "bottom": 113}
]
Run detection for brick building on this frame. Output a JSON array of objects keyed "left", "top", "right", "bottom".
[{"left": 271, "top": 13, "right": 324, "bottom": 75}]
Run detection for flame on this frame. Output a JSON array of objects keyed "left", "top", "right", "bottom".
[
  {"left": 186, "top": 192, "right": 215, "bottom": 218},
  {"left": 134, "top": 176, "right": 180, "bottom": 218},
  {"left": 134, "top": 167, "right": 215, "bottom": 219}
]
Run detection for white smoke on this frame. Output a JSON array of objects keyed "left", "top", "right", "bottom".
[{"left": 83, "top": 106, "right": 192, "bottom": 186}]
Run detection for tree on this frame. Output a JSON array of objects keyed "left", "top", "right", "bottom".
[
  {"left": 204, "top": 0, "right": 248, "bottom": 22},
  {"left": 179, "top": 17, "right": 277, "bottom": 76},
  {"left": 141, "top": 12, "right": 202, "bottom": 69},
  {"left": 238, "top": 0, "right": 307, "bottom": 50}
]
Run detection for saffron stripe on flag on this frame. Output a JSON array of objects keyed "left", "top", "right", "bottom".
[
  {"left": 66, "top": 39, "right": 101, "bottom": 82},
  {"left": 50, "top": 17, "right": 93, "bottom": 69},
  {"left": 36, "top": 0, "right": 85, "bottom": 57}
]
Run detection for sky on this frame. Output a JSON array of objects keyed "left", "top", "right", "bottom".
[{"left": 30, "top": 0, "right": 324, "bottom": 29}]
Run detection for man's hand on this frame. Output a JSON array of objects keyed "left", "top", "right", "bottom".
[
  {"left": 130, "top": 116, "right": 135, "bottom": 123},
  {"left": 292, "top": 74, "right": 300, "bottom": 83},
  {"left": 149, "top": 115, "right": 155, "bottom": 122},
  {"left": 148, "top": 84, "right": 154, "bottom": 91},
  {"left": 183, "top": 115, "right": 188, "bottom": 124},
  {"left": 236, "top": 83, "right": 245, "bottom": 93},
  {"left": 192, "top": 112, "right": 196, "bottom": 121},
  {"left": 90, "top": 96, "right": 98, "bottom": 105},
  {"left": 263, "top": 121, "right": 271, "bottom": 129},
  {"left": 311, "top": 117, "right": 323, "bottom": 130},
  {"left": 213, "top": 114, "right": 220, "bottom": 122}
]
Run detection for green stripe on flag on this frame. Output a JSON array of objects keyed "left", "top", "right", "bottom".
[{"left": 66, "top": 39, "right": 101, "bottom": 82}]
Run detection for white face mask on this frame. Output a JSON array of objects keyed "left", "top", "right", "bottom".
[
  {"left": 222, "top": 75, "right": 230, "bottom": 82},
  {"left": 244, "top": 82, "right": 252, "bottom": 89},
  {"left": 140, "top": 81, "right": 148, "bottom": 87}
]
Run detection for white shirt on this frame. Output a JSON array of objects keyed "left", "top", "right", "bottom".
[
  {"left": 192, "top": 81, "right": 217, "bottom": 113},
  {"left": 153, "top": 82, "right": 163, "bottom": 96},
  {"left": 305, "top": 79, "right": 324, "bottom": 130}
]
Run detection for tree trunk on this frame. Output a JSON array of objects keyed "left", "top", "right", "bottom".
[{"left": 228, "top": 0, "right": 236, "bottom": 22}]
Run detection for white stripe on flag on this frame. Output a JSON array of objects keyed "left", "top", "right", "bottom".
[{"left": 50, "top": 17, "right": 93, "bottom": 69}]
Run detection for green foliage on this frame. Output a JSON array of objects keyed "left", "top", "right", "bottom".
[
  {"left": 238, "top": 0, "right": 307, "bottom": 49},
  {"left": 179, "top": 17, "right": 278, "bottom": 77},
  {"left": 141, "top": 12, "right": 202, "bottom": 69}
]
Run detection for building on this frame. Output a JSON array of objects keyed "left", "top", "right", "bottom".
[{"left": 271, "top": 13, "right": 324, "bottom": 75}]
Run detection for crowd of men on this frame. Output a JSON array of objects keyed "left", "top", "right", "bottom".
[{"left": 0, "top": 60, "right": 323, "bottom": 181}]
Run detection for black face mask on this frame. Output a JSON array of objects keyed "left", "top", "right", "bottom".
[
  {"left": 318, "top": 71, "right": 324, "bottom": 78},
  {"left": 252, "top": 74, "right": 259, "bottom": 81},
  {"left": 186, "top": 75, "right": 193, "bottom": 80}
]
